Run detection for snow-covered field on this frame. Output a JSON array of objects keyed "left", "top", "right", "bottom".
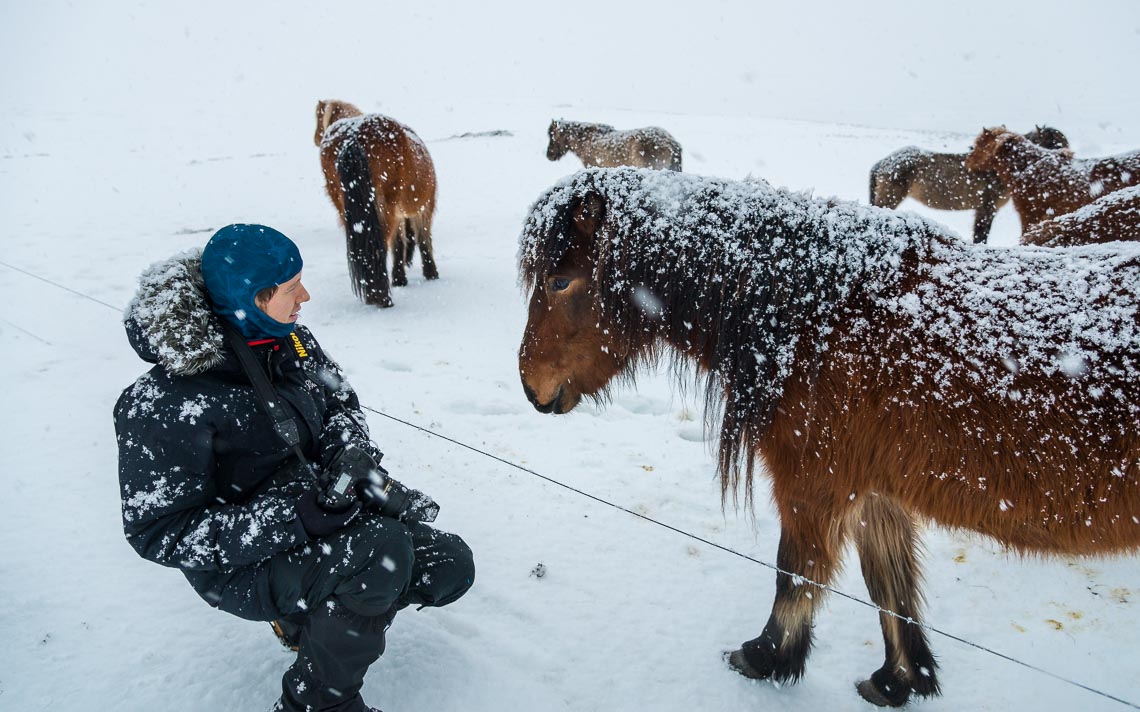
[{"left": 2, "top": 2, "right": 1139, "bottom": 710}]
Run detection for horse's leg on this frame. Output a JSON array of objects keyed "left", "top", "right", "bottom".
[
  {"left": 972, "top": 188, "right": 999, "bottom": 244},
  {"left": 415, "top": 212, "right": 440, "bottom": 280},
  {"left": 403, "top": 217, "right": 416, "bottom": 267},
  {"left": 727, "top": 508, "right": 844, "bottom": 686},
  {"left": 851, "top": 495, "right": 939, "bottom": 707},
  {"left": 391, "top": 215, "right": 408, "bottom": 287}
]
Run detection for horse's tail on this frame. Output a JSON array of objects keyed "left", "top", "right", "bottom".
[
  {"left": 336, "top": 138, "right": 392, "bottom": 306},
  {"left": 869, "top": 150, "right": 913, "bottom": 208}
]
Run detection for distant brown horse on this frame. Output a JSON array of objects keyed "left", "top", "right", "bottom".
[
  {"left": 870, "top": 126, "right": 1068, "bottom": 244},
  {"left": 1021, "top": 185, "right": 1140, "bottom": 247},
  {"left": 517, "top": 168, "right": 1140, "bottom": 707},
  {"left": 547, "top": 119, "right": 682, "bottom": 171},
  {"left": 315, "top": 99, "right": 438, "bottom": 307},
  {"left": 966, "top": 126, "right": 1140, "bottom": 236}
]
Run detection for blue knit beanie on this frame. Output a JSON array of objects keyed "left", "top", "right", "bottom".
[{"left": 201, "top": 224, "right": 304, "bottom": 339}]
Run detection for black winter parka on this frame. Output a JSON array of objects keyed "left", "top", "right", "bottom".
[{"left": 114, "top": 251, "right": 383, "bottom": 595}]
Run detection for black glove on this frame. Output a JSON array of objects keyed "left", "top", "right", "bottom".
[
  {"left": 320, "top": 444, "right": 386, "bottom": 511},
  {"left": 325, "top": 444, "right": 439, "bottom": 524},
  {"left": 295, "top": 489, "right": 362, "bottom": 539},
  {"left": 374, "top": 478, "right": 440, "bottom": 524}
]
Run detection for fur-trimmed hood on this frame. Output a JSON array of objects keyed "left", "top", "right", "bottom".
[{"left": 123, "top": 249, "right": 228, "bottom": 376}]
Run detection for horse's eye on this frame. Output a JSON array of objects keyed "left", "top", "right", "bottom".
[{"left": 551, "top": 277, "right": 571, "bottom": 292}]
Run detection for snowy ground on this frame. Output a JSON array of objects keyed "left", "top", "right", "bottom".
[{"left": 3, "top": 2, "right": 1140, "bottom": 711}]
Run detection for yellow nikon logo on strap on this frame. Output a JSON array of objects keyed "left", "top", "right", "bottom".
[{"left": 290, "top": 332, "right": 309, "bottom": 359}]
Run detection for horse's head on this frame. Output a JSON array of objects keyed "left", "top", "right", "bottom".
[
  {"left": 314, "top": 100, "right": 363, "bottom": 146},
  {"left": 965, "top": 126, "right": 1018, "bottom": 172},
  {"left": 1026, "top": 125, "right": 1070, "bottom": 151},
  {"left": 546, "top": 120, "right": 569, "bottom": 161},
  {"left": 518, "top": 190, "right": 638, "bottom": 414}
]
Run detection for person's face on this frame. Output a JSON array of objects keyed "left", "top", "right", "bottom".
[{"left": 257, "top": 272, "right": 310, "bottom": 324}]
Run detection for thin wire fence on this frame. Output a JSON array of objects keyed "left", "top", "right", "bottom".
[{"left": 2, "top": 257, "right": 1136, "bottom": 710}]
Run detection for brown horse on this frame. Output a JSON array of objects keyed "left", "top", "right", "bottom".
[
  {"left": 315, "top": 99, "right": 438, "bottom": 307},
  {"left": 1021, "top": 185, "right": 1140, "bottom": 247},
  {"left": 547, "top": 119, "right": 682, "bottom": 171},
  {"left": 870, "top": 126, "right": 1069, "bottom": 244},
  {"left": 966, "top": 126, "right": 1140, "bottom": 236},
  {"left": 517, "top": 168, "right": 1140, "bottom": 707}
]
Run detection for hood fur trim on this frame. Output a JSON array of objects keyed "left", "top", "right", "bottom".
[{"left": 124, "top": 249, "right": 227, "bottom": 376}]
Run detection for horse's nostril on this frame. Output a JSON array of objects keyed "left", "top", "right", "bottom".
[{"left": 523, "top": 382, "right": 540, "bottom": 408}]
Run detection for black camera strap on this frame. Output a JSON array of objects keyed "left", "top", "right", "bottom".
[{"left": 222, "top": 325, "right": 315, "bottom": 475}]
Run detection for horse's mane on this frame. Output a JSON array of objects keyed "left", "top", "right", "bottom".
[
  {"left": 554, "top": 119, "right": 616, "bottom": 138},
  {"left": 520, "top": 168, "right": 946, "bottom": 500}
]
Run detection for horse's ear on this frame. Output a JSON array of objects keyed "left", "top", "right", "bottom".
[{"left": 571, "top": 192, "right": 605, "bottom": 240}]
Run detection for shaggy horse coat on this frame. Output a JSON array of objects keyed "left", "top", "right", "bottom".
[
  {"left": 966, "top": 127, "right": 1140, "bottom": 236},
  {"left": 870, "top": 126, "right": 1069, "bottom": 244},
  {"left": 517, "top": 168, "right": 1140, "bottom": 707},
  {"left": 315, "top": 100, "right": 438, "bottom": 307},
  {"left": 547, "top": 119, "right": 682, "bottom": 171},
  {"left": 1022, "top": 185, "right": 1140, "bottom": 247}
]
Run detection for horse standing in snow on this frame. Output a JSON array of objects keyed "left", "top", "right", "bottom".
[
  {"left": 546, "top": 119, "right": 683, "bottom": 171},
  {"left": 516, "top": 168, "right": 1140, "bottom": 707},
  {"left": 314, "top": 99, "right": 438, "bottom": 307},
  {"left": 1021, "top": 185, "right": 1140, "bottom": 247},
  {"left": 869, "top": 125, "right": 1069, "bottom": 244},
  {"left": 965, "top": 126, "right": 1140, "bottom": 239}
]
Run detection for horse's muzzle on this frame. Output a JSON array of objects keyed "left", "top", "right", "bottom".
[{"left": 524, "top": 382, "right": 566, "bottom": 415}]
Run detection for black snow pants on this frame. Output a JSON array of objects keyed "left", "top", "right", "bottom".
[{"left": 192, "top": 513, "right": 475, "bottom": 712}]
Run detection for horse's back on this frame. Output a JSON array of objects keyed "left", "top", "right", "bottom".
[
  {"left": 585, "top": 127, "right": 680, "bottom": 170},
  {"left": 821, "top": 238, "right": 1140, "bottom": 554},
  {"left": 1087, "top": 149, "right": 1140, "bottom": 194},
  {"left": 1026, "top": 185, "right": 1140, "bottom": 247},
  {"left": 320, "top": 113, "right": 436, "bottom": 218}
]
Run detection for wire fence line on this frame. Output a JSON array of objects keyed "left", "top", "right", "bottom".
[{"left": 2, "top": 257, "right": 1136, "bottom": 710}]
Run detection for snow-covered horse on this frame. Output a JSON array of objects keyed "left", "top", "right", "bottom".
[
  {"left": 966, "top": 126, "right": 1140, "bottom": 239},
  {"left": 869, "top": 125, "right": 1068, "bottom": 244},
  {"left": 315, "top": 99, "right": 438, "bottom": 307},
  {"left": 1022, "top": 185, "right": 1140, "bottom": 247},
  {"left": 546, "top": 119, "right": 682, "bottom": 172},
  {"left": 516, "top": 168, "right": 1140, "bottom": 707}
]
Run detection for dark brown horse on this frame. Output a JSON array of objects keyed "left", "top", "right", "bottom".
[
  {"left": 547, "top": 119, "right": 682, "bottom": 171},
  {"left": 315, "top": 99, "right": 438, "bottom": 307},
  {"left": 966, "top": 127, "right": 1140, "bottom": 237},
  {"left": 1021, "top": 185, "right": 1140, "bottom": 247},
  {"left": 517, "top": 168, "right": 1140, "bottom": 707},
  {"left": 870, "top": 126, "right": 1068, "bottom": 244}
]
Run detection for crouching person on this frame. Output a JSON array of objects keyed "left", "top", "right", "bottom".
[{"left": 114, "top": 224, "right": 474, "bottom": 711}]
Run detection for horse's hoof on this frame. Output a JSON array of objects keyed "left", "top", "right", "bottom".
[
  {"left": 856, "top": 677, "right": 911, "bottom": 708},
  {"left": 423, "top": 268, "right": 440, "bottom": 280},
  {"left": 725, "top": 649, "right": 767, "bottom": 680},
  {"left": 392, "top": 276, "right": 408, "bottom": 287}
]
